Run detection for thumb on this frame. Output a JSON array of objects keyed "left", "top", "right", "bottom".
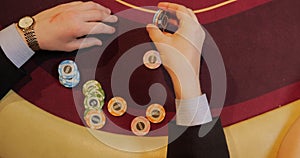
[{"left": 146, "top": 24, "right": 165, "bottom": 42}]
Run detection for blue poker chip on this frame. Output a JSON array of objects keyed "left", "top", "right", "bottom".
[
  {"left": 59, "top": 70, "right": 80, "bottom": 88},
  {"left": 58, "top": 60, "right": 78, "bottom": 79}
]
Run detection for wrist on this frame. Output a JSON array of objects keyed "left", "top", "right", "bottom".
[
  {"left": 17, "top": 16, "right": 40, "bottom": 51},
  {"left": 169, "top": 70, "right": 202, "bottom": 99}
]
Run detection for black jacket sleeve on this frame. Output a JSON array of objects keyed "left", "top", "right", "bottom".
[{"left": 0, "top": 47, "right": 26, "bottom": 99}]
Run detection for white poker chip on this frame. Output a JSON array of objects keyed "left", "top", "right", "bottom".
[{"left": 143, "top": 50, "right": 162, "bottom": 69}]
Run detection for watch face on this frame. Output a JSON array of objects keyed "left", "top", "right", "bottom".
[{"left": 18, "top": 16, "right": 34, "bottom": 29}]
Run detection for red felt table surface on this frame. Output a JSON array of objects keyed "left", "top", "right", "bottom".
[{"left": 1, "top": 0, "right": 299, "bottom": 133}]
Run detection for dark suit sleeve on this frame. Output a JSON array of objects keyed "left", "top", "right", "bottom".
[
  {"left": 0, "top": 47, "right": 26, "bottom": 99},
  {"left": 167, "top": 118, "right": 229, "bottom": 158}
]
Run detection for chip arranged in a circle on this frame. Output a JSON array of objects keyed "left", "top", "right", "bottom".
[
  {"left": 131, "top": 116, "right": 151, "bottom": 136},
  {"left": 143, "top": 50, "right": 162, "bottom": 69},
  {"left": 84, "top": 109, "right": 106, "bottom": 130},
  {"left": 108, "top": 97, "right": 127, "bottom": 116},
  {"left": 146, "top": 103, "right": 166, "bottom": 123}
]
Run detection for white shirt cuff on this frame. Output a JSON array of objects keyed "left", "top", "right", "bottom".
[
  {"left": 175, "top": 94, "right": 212, "bottom": 126},
  {"left": 0, "top": 24, "right": 35, "bottom": 68}
]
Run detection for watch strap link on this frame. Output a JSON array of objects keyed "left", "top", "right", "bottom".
[{"left": 24, "top": 27, "right": 40, "bottom": 51}]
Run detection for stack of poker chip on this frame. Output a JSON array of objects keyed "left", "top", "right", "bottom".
[
  {"left": 58, "top": 60, "right": 80, "bottom": 88},
  {"left": 82, "top": 80, "right": 106, "bottom": 129},
  {"left": 153, "top": 9, "right": 169, "bottom": 32}
]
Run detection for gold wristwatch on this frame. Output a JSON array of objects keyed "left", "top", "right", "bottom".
[{"left": 18, "top": 16, "right": 40, "bottom": 51}]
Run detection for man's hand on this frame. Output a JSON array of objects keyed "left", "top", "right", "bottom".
[
  {"left": 18, "top": 1, "right": 118, "bottom": 52},
  {"left": 146, "top": 2, "right": 206, "bottom": 99}
]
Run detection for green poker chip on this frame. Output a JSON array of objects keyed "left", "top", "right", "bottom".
[
  {"left": 82, "top": 80, "right": 102, "bottom": 96},
  {"left": 84, "top": 95, "right": 104, "bottom": 110},
  {"left": 86, "top": 90, "right": 105, "bottom": 101}
]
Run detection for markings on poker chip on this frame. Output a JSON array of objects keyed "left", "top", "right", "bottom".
[
  {"left": 58, "top": 60, "right": 78, "bottom": 79},
  {"left": 82, "top": 80, "right": 103, "bottom": 96},
  {"left": 143, "top": 50, "right": 161, "bottom": 69},
  {"left": 108, "top": 97, "right": 127, "bottom": 116},
  {"left": 58, "top": 67, "right": 80, "bottom": 88},
  {"left": 153, "top": 9, "right": 169, "bottom": 31},
  {"left": 58, "top": 60, "right": 80, "bottom": 88},
  {"left": 84, "top": 109, "right": 106, "bottom": 129},
  {"left": 82, "top": 80, "right": 105, "bottom": 111},
  {"left": 84, "top": 96, "right": 104, "bottom": 110},
  {"left": 146, "top": 103, "right": 166, "bottom": 123},
  {"left": 131, "top": 116, "right": 150, "bottom": 136}
]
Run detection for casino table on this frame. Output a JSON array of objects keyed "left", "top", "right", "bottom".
[{"left": 1, "top": 0, "right": 300, "bottom": 157}]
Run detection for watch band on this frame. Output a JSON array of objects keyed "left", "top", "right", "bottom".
[
  {"left": 18, "top": 16, "right": 40, "bottom": 51},
  {"left": 24, "top": 27, "right": 40, "bottom": 51}
]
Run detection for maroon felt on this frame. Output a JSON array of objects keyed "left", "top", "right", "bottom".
[{"left": 0, "top": 0, "right": 299, "bottom": 130}]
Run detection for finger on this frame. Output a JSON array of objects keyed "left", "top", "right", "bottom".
[
  {"left": 158, "top": 2, "right": 189, "bottom": 15},
  {"left": 187, "top": 8, "right": 199, "bottom": 23},
  {"left": 73, "top": 1, "right": 111, "bottom": 14},
  {"left": 68, "top": 37, "right": 102, "bottom": 51},
  {"left": 102, "top": 15, "right": 118, "bottom": 23},
  {"left": 83, "top": 22, "right": 116, "bottom": 35},
  {"left": 146, "top": 24, "right": 166, "bottom": 42},
  {"left": 157, "top": 2, "right": 191, "bottom": 29},
  {"left": 79, "top": 10, "right": 118, "bottom": 22}
]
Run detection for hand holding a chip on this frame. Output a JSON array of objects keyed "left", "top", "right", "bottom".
[{"left": 146, "top": 2, "right": 205, "bottom": 99}]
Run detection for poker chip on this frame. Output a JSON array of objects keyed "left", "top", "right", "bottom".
[
  {"left": 146, "top": 104, "right": 166, "bottom": 123},
  {"left": 153, "top": 9, "right": 169, "bottom": 31},
  {"left": 59, "top": 70, "right": 80, "bottom": 88},
  {"left": 58, "top": 60, "right": 80, "bottom": 88},
  {"left": 84, "top": 109, "right": 106, "bottom": 130},
  {"left": 82, "top": 80, "right": 106, "bottom": 111},
  {"left": 108, "top": 97, "right": 127, "bottom": 116},
  {"left": 143, "top": 50, "right": 162, "bottom": 69},
  {"left": 84, "top": 95, "right": 104, "bottom": 110},
  {"left": 131, "top": 116, "right": 151, "bottom": 136},
  {"left": 58, "top": 60, "right": 78, "bottom": 79},
  {"left": 82, "top": 80, "right": 103, "bottom": 96}
]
